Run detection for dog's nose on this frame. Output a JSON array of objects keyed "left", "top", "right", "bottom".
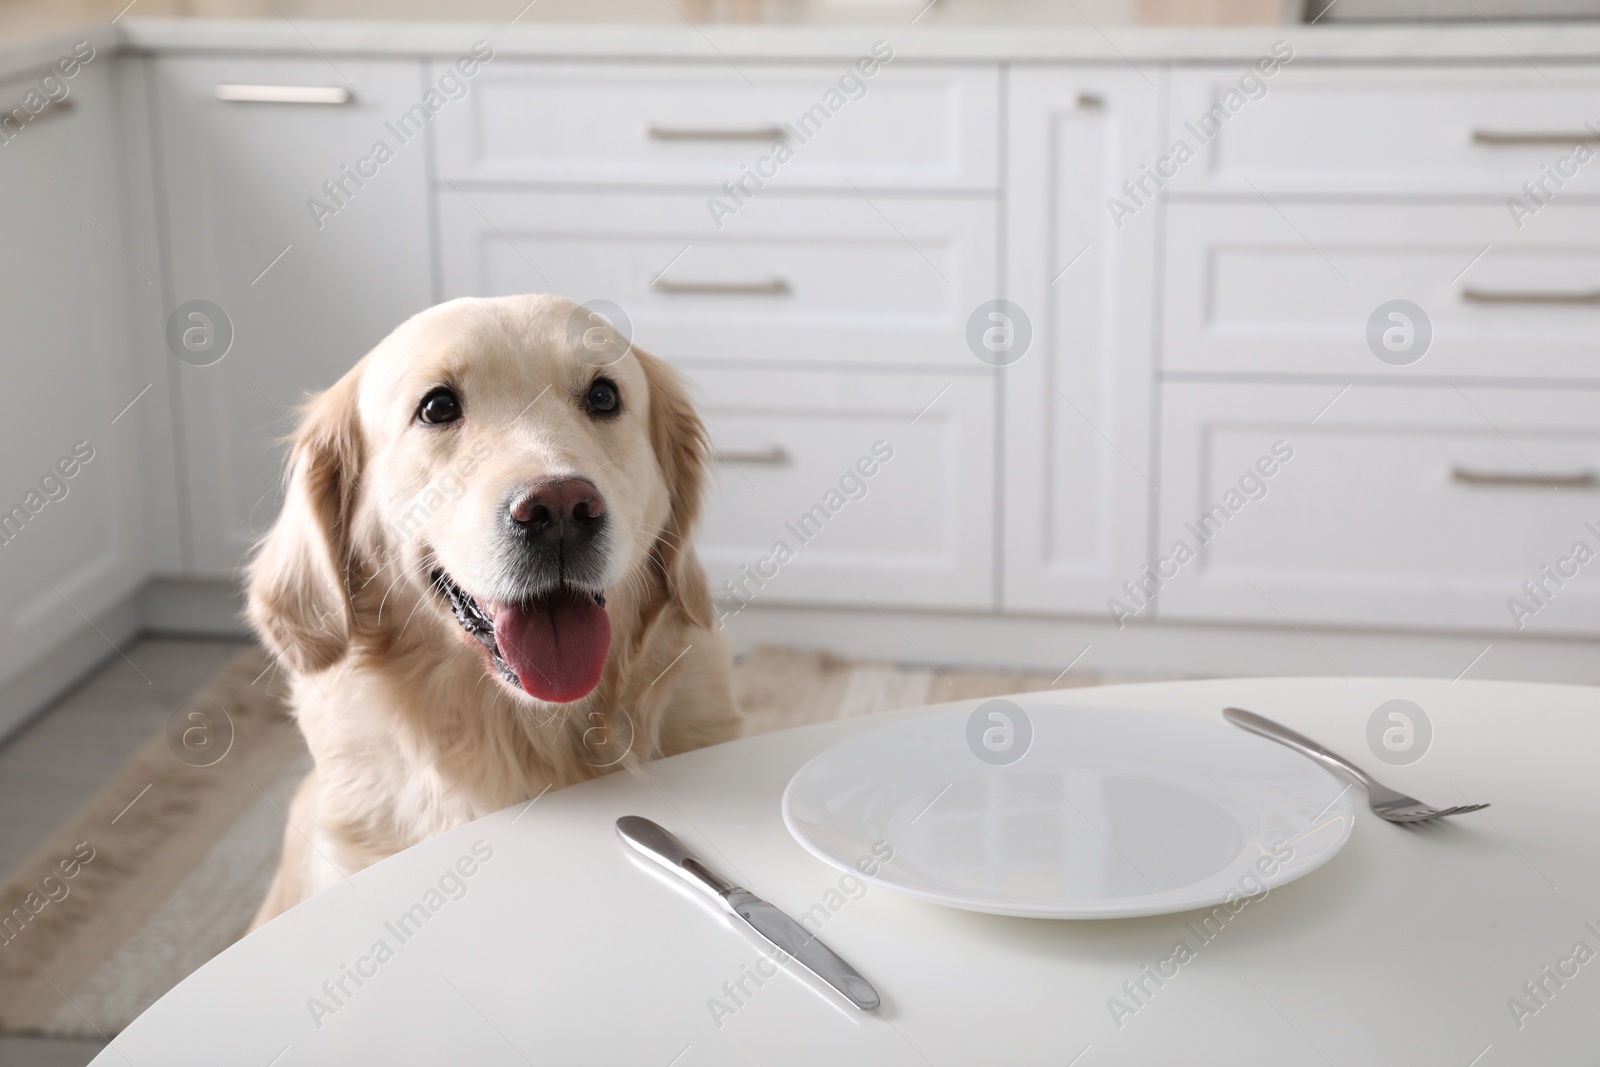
[{"left": 508, "top": 478, "right": 607, "bottom": 544}]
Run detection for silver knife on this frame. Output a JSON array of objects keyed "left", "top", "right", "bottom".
[{"left": 615, "top": 815, "right": 880, "bottom": 1010}]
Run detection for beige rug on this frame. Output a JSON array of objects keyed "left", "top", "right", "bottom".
[{"left": 0, "top": 645, "right": 1086, "bottom": 1038}]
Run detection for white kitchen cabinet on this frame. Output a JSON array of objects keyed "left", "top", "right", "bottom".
[
  {"left": 17, "top": 29, "right": 1600, "bottom": 714},
  {"left": 152, "top": 56, "right": 434, "bottom": 577},
  {"left": 436, "top": 189, "right": 996, "bottom": 368},
  {"left": 1000, "top": 68, "right": 1160, "bottom": 614},
  {"left": 0, "top": 59, "right": 149, "bottom": 713},
  {"left": 433, "top": 59, "right": 998, "bottom": 191},
  {"left": 1167, "top": 66, "right": 1600, "bottom": 196},
  {"left": 1156, "top": 381, "right": 1600, "bottom": 634},
  {"left": 690, "top": 365, "right": 995, "bottom": 612}
]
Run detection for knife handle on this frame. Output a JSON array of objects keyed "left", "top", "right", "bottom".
[{"left": 616, "top": 816, "right": 742, "bottom": 901}]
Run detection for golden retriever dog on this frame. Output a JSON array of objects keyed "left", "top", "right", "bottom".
[{"left": 246, "top": 295, "right": 740, "bottom": 927}]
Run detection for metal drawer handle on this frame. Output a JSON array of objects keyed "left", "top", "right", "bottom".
[
  {"left": 716, "top": 445, "right": 791, "bottom": 465},
  {"left": 1473, "top": 129, "right": 1600, "bottom": 146},
  {"left": 214, "top": 84, "right": 352, "bottom": 105},
  {"left": 646, "top": 123, "right": 787, "bottom": 142},
  {"left": 1461, "top": 287, "right": 1600, "bottom": 305},
  {"left": 652, "top": 277, "right": 791, "bottom": 296},
  {"left": 1451, "top": 466, "right": 1597, "bottom": 489}
]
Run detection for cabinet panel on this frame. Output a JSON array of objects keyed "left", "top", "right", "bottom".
[
  {"left": 1001, "top": 68, "right": 1160, "bottom": 614},
  {"left": 0, "top": 60, "right": 147, "bottom": 703},
  {"left": 438, "top": 189, "right": 995, "bottom": 368},
  {"left": 690, "top": 366, "right": 995, "bottom": 612},
  {"left": 153, "top": 56, "right": 434, "bottom": 576},
  {"left": 1158, "top": 382, "right": 1600, "bottom": 634}
]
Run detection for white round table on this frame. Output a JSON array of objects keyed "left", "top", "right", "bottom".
[{"left": 95, "top": 678, "right": 1600, "bottom": 1065}]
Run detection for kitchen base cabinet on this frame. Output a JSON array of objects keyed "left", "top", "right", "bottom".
[
  {"left": 0, "top": 59, "right": 149, "bottom": 724},
  {"left": 152, "top": 56, "right": 434, "bottom": 577},
  {"left": 14, "top": 30, "right": 1600, "bottom": 741}
]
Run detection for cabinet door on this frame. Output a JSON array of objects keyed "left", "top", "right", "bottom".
[
  {"left": 153, "top": 57, "right": 433, "bottom": 576},
  {"left": 1001, "top": 69, "right": 1160, "bottom": 614},
  {"left": 0, "top": 60, "right": 148, "bottom": 713},
  {"left": 1158, "top": 382, "right": 1600, "bottom": 635}
]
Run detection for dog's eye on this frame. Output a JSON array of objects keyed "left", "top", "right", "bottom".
[
  {"left": 417, "top": 387, "right": 462, "bottom": 426},
  {"left": 586, "top": 378, "right": 621, "bottom": 418}
]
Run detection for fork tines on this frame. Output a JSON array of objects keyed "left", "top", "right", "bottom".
[{"left": 1389, "top": 803, "right": 1490, "bottom": 823}]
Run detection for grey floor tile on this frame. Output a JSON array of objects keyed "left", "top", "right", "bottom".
[
  {"left": 0, "top": 1035, "right": 104, "bottom": 1067},
  {"left": 0, "top": 638, "right": 250, "bottom": 880}
]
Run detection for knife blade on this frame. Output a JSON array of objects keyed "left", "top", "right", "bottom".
[{"left": 615, "top": 815, "right": 880, "bottom": 1011}]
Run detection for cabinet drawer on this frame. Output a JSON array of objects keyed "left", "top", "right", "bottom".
[
  {"left": 688, "top": 366, "right": 994, "bottom": 612},
  {"left": 1155, "top": 382, "right": 1600, "bottom": 635},
  {"left": 433, "top": 60, "right": 998, "bottom": 190},
  {"left": 438, "top": 191, "right": 995, "bottom": 367},
  {"left": 1163, "top": 203, "right": 1600, "bottom": 379},
  {"left": 1169, "top": 67, "right": 1600, "bottom": 195}
]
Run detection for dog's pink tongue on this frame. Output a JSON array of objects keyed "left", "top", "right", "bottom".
[{"left": 493, "top": 590, "right": 611, "bottom": 703}]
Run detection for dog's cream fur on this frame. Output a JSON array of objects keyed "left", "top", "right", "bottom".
[{"left": 246, "top": 295, "right": 740, "bottom": 927}]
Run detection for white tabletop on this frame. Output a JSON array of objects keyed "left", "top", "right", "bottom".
[{"left": 96, "top": 677, "right": 1600, "bottom": 1066}]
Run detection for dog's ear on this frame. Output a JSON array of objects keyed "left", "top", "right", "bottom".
[
  {"left": 246, "top": 367, "right": 365, "bottom": 674},
  {"left": 637, "top": 348, "right": 713, "bottom": 629}
]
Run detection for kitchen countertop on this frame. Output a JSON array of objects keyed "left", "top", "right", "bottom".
[
  {"left": 0, "top": 25, "right": 120, "bottom": 82},
  {"left": 3, "top": 1, "right": 1600, "bottom": 75},
  {"left": 105, "top": 17, "right": 1600, "bottom": 62}
]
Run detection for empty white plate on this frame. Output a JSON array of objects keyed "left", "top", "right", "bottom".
[{"left": 782, "top": 704, "right": 1355, "bottom": 919}]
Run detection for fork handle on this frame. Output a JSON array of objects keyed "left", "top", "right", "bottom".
[{"left": 1223, "top": 707, "right": 1378, "bottom": 792}]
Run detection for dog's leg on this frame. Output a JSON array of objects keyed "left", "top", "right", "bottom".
[
  {"left": 247, "top": 770, "right": 321, "bottom": 931},
  {"left": 656, "top": 638, "right": 743, "bottom": 754}
]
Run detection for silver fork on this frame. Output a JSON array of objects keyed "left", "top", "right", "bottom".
[{"left": 1223, "top": 707, "right": 1490, "bottom": 824}]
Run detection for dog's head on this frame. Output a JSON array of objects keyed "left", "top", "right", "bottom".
[{"left": 247, "top": 295, "right": 711, "bottom": 705}]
